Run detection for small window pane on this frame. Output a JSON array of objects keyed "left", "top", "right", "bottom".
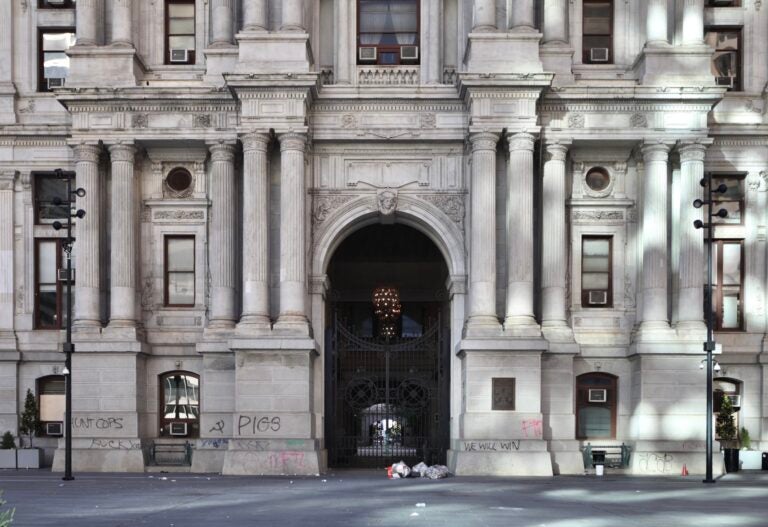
[
  {"left": 40, "top": 394, "right": 65, "bottom": 422},
  {"left": 583, "top": 273, "right": 610, "bottom": 290},
  {"left": 169, "top": 3, "right": 195, "bottom": 17},
  {"left": 578, "top": 406, "right": 612, "bottom": 438},
  {"left": 169, "top": 19, "right": 195, "bottom": 34},
  {"left": 168, "top": 36, "right": 196, "bottom": 50},
  {"left": 721, "top": 289, "right": 740, "bottom": 329},
  {"left": 168, "top": 272, "right": 194, "bottom": 305},
  {"left": 38, "top": 241, "right": 58, "bottom": 283},
  {"left": 722, "top": 244, "right": 741, "bottom": 284},
  {"left": 38, "top": 289, "right": 58, "bottom": 327},
  {"left": 167, "top": 238, "right": 194, "bottom": 272}
]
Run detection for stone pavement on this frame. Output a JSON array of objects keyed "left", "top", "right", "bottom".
[{"left": 1, "top": 470, "right": 767, "bottom": 527}]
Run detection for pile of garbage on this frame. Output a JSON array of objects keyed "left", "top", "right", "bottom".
[{"left": 388, "top": 460, "right": 451, "bottom": 479}]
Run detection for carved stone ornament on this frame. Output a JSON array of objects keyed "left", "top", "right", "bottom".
[
  {"left": 132, "top": 114, "right": 148, "bottom": 128},
  {"left": 567, "top": 113, "right": 585, "bottom": 129},
  {"left": 572, "top": 210, "right": 624, "bottom": 221},
  {"left": 377, "top": 189, "right": 398, "bottom": 216},
  {"left": 194, "top": 114, "right": 212, "bottom": 128},
  {"left": 748, "top": 176, "right": 761, "bottom": 191},
  {"left": 420, "top": 113, "right": 437, "bottom": 129},
  {"left": 18, "top": 99, "right": 35, "bottom": 114},
  {"left": 341, "top": 114, "right": 357, "bottom": 129},
  {"left": 630, "top": 113, "right": 648, "bottom": 128},
  {"left": 421, "top": 194, "right": 465, "bottom": 228},
  {"left": 761, "top": 170, "right": 768, "bottom": 191},
  {"left": 312, "top": 195, "right": 355, "bottom": 224},
  {"left": 154, "top": 210, "right": 205, "bottom": 220},
  {"left": 141, "top": 277, "right": 154, "bottom": 310}
]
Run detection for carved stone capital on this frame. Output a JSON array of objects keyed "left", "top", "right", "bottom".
[
  {"left": 241, "top": 132, "right": 270, "bottom": 153},
  {"left": 507, "top": 132, "right": 536, "bottom": 153},
  {"left": 72, "top": 143, "right": 102, "bottom": 164},
  {"left": 208, "top": 142, "right": 236, "bottom": 162},
  {"left": 545, "top": 142, "right": 568, "bottom": 162},
  {"left": 678, "top": 142, "right": 708, "bottom": 163},
  {"left": 641, "top": 141, "right": 671, "bottom": 162},
  {"left": 278, "top": 132, "right": 308, "bottom": 153},
  {"left": 469, "top": 132, "right": 499, "bottom": 152},
  {"left": 108, "top": 143, "right": 136, "bottom": 164},
  {"left": 0, "top": 171, "right": 17, "bottom": 191}
]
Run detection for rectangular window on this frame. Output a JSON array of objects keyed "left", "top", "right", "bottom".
[
  {"left": 34, "top": 173, "right": 73, "bottom": 224},
  {"left": 581, "top": 236, "right": 613, "bottom": 308},
  {"left": 38, "top": 0, "right": 76, "bottom": 8},
  {"left": 705, "top": 0, "right": 740, "bottom": 6},
  {"left": 709, "top": 174, "right": 745, "bottom": 225},
  {"left": 166, "top": 0, "right": 196, "bottom": 65},
  {"left": 38, "top": 376, "right": 66, "bottom": 436},
  {"left": 165, "top": 236, "right": 195, "bottom": 307},
  {"left": 38, "top": 29, "right": 76, "bottom": 92},
  {"left": 708, "top": 240, "right": 744, "bottom": 331},
  {"left": 358, "top": 0, "right": 419, "bottom": 65},
  {"left": 705, "top": 28, "right": 742, "bottom": 91},
  {"left": 582, "top": 0, "right": 613, "bottom": 64},
  {"left": 35, "top": 239, "right": 75, "bottom": 329}
]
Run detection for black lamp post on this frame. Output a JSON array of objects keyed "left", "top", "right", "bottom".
[
  {"left": 693, "top": 175, "right": 728, "bottom": 484},
  {"left": 51, "top": 168, "right": 86, "bottom": 482}
]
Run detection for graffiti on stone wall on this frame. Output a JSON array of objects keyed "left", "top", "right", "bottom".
[
  {"left": 237, "top": 415, "right": 281, "bottom": 435},
  {"left": 520, "top": 419, "right": 543, "bottom": 439},
  {"left": 89, "top": 439, "right": 141, "bottom": 450},
  {"left": 462, "top": 441, "right": 521, "bottom": 452},
  {"left": 637, "top": 452, "right": 674, "bottom": 474},
  {"left": 208, "top": 420, "right": 225, "bottom": 434},
  {"left": 73, "top": 417, "right": 124, "bottom": 430}
]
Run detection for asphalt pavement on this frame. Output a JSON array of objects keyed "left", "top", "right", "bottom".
[{"left": 1, "top": 469, "right": 767, "bottom": 527}]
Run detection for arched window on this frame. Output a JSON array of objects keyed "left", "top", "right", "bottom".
[
  {"left": 37, "top": 375, "right": 65, "bottom": 436},
  {"left": 159, "top": 372, "right": 200, "bottom": 437},
  {"left": 576, "top": 373, "right": 617, "bottom": 439},
  {"left": 357, "top": 0, "right": 420, "bottom": 65}
]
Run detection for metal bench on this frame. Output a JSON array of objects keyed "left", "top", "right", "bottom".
[
  {"left": 581, "top": 442, "right": 631, "bottom": 469},
  {"left": 149, "top": 441, "right": 192, "bottom": 466}
]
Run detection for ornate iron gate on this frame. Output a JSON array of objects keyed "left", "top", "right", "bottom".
[{"left": 326, "top": 312, "right": 449, "bottom": 468}]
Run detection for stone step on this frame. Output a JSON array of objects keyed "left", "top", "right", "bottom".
[{"left": 145, "top": 465, "right": 192, "bottom": 473}]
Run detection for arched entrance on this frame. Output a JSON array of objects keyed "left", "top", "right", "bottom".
[{"left": 324, "top": 224, "right": 450, "bottom": 468}]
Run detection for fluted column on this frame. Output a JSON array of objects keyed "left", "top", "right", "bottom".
[
  {"left": 543, "top": 0, "right": 568, "bottom": 45},
  {"left": 541, "top": 142, "right": 570, "bottom": 333},
  {"left": 239, "top": 133, "right": 271, "bottom": 331},
  {"left": 281, "top": 0, "right": 305, "bottom": 31},
  {"left": 243, "top": 0, "right": 269, "bottom": 31},
  {"left": 73, "top": 143, "right": 102, "bottom": 327},
  {"left": 0, "top": 171, "right": 15, "bottom": 334},
  {"left": 681, "top": 0, "right": 704, "bottom": 45},
  {"left": 111, "top": 0, "right": 133, "bottom": 47},
  {"left": 472, "top": 0, "right": 497, "bottom": 32},
  {"left": 211, "top": 0, "right": 235, "bottom": 46},
  {"left": 108, "top": 143, "right": 137, "bottom": 327},
  {"left": 335, "top": 0, "right": 351, "bottom": 83},
  {"left": 640, "top": 142, "right": 671, "bottom": 330},
  {"left": 466, "top": 132, "right": 500, "bottom": 335},
  {"left": 423, "top": 0, "right": 442, "bottom": 84},
  {"left": 275, "top": 133, "right": 309, "bottom": 334},
  {"left": 208, "top": 142, "right": 237, "bottom": 329},
  {"left": 646, "top": 0, "right": 668, "bottom": 46},
  {"left": 677, "top": 142, "right": 707, "bottom": 332},
  {"left": 510, "top": 0, "right": 536, "bottom": 32},
  {"left": 76, "top": 0, "right": 100, "bottom": 46},
  {"left": 505, "top": 133, "right": 539, "bottom": 333}
]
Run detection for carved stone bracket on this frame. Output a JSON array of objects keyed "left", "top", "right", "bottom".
[{"left": 377, "top": 189, "right": 398, "bottom": 221}]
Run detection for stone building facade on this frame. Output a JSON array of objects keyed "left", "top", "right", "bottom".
[{"left": 0, "top": 0, "right": 766, "bottom": 475}]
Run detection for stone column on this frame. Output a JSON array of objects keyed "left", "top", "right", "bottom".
[
  {"left": 238, "top": 133, "right": 271, "bottom": 331},
  {"left": 243, "top": 0, "right": 269, "bottom": 31},
  {"left": 681, "top": 0, "right": 704, "bottom": 45},
  {"left": 76, "top": 0, "right": 100, "bottom": 46},
  {"left": 646, "top": 0, "right": 668, "bottom": 46},
  {"left": 274, "top": 133, "right": 309, "bottom": 334},
  {"left": 108, "top": 143, "right": 137, "bottom": 328},
  {"left": 543, "top": 0, "right": 568, "bottom": 45},
  {"left": 281, "top": 0, "right": 305, "bottom": 31},
  {"left": 335, "top": 0, "right": 351, "bottom": 83},
  {"left": 208, "top": 143, "right": 237, "bottom": 329},
  {"left": 510, "top": 0, "right": 536, "bottom": 32},
  {"left": 73, "top": 143, "right": 102, "bottom": 328},
  {"left": 541, "top": 142, "right": 570, "bottom": 333},
  {"left": 466, "top": 132, "right": 500, "bottom": 335},
  {"left": 211, "top": 0, "right": 235, "bottom": 46},
  {"left": 0, "top": 171, "right": 15, "bottom": 336},
  {"left": 505, "top": 133, "right": 538, "bottom": 334},
  {"left": 640, "top": 142, "right": 671, "bottom": 330},
  {"left": 677, "top": 142, "right": 707, "bottom": 332},
  {"left": 111, "top": 0, "right": 133, "bottom": 47},
  {"left": 472, "top": 0, "right": 496, "bottom": 32},
  {"left": 423, "top": 0, "right": 442, "bottom": 84}
]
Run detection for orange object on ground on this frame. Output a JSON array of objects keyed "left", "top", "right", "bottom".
[
  {"left": 387, "top": 466, "right": 393, "bottom": 478},
  {"left": 681, "top": 464, "right": 689, "bottom": 476}
]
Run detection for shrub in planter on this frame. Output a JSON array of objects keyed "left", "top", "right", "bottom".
[
  {"left": 19, "top": 389, "right": 39, "bottom": 449},
  {"left": 0, "top": 433, "right": 15, "bottom": 470},
  {"left": 717, "top": 394, "right": 739, "bottom": 473},
  {"left": 0, "top": 433, "right": 13, "bottom": 450}
]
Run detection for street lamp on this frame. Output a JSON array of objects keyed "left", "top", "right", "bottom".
[
  {"left": 51, "top": 168, "right": 86, "bottom": 482},
  {"left": 693, "top": 175, "right": 729, "bottom": 484}
]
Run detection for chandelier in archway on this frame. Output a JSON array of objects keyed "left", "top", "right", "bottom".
[{"left": 372, "top": 286, "right": 402, "bottom": 339}]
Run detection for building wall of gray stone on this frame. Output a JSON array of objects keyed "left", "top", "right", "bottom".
[{"left": 0, "top": 0, "right": 765, "bottom": 476}]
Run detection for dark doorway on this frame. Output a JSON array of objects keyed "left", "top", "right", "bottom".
[{"left": 325, "top": 224, "right": 450, "bottom": 468}]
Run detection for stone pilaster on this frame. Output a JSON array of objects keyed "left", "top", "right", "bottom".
[
  {"left": 238, "top": 133, "right": 271, "bottom": 333},
  {"left": 422, "top": 0, "right": 442, "bottom": 84},
  {"left": 0, "top": 171, "right": 15, "bottom": 344},
  {"left": 335, "top": 0, "right": 352, "bottom": 84},
  {"left": 281, "top": 0, "right": 305, "bottom": 31},
  {"left": 541, "top": 142, "right": 572, "bottom": 341},
  {"left": 677, "top": 142, "right": 708, "bottom": 335},
  {"left": 510, "top": 0, "right": 536, "bottom": 32},
  {"left": 211, "top": 0, "right": 235, "bottom": 46},
  {"left": 274, "top": 133, "right": 310, "bottom": 335},
  {"left": 472, "top": 0, "right": 497, "bottom": 32},
  {"left": 73, "top": 143, "right": 102, "bottom": 329},
  {"left": 243, "top": 0, "right": 269, "bottom": 31},
  {"left": 76, "top": 0, "right": 100, "bottom": 46},
  {"left": 646, "top": 0, "right": 668, "bottom": 46},
  {"left": 639, "top": 142, "right": 671, "bottom": 333},
  {"left": 207, "top": 142, "right": 237, "bottom": 330},
  {"left": 108, "top": 143, "right": 137, "bottom": 328},
  {"left": 681, "top": 0, "right": 704, "bottom": 45},
  {"left": 111, "top": 0, "right": 133, "bottom": 47},
  {"left": 542, "top": 0, "right": 568, "bottom": 45},
  {"left": 465, "top": 132, "right": 501, "bottom": 336},
  {"left": 504, "top": 133, "right": 539, "bottom": 336}
]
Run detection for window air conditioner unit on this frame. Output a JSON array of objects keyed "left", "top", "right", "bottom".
[
  {"left": 57, "top": 268, "right": 75, "bottom": 282},
  {"left": 170, "top": 49, "right": 189, "bottom": 63},
  {"left": 46, "top": 422, "right": 63, "bottom": 436},
  {"left": 47, "top": 77, "right": 65, "bottom": 89},
  {"left": 729, "top": 395, "right": 741, "bottom": 407},
  {"left": 588, "top": 389, "right": 608, "bottom": 403},
  {"left": 589, "top": 48, "right": 610, "bottom": 62},
  {"left": 400, "top": 45, "right": 419, "bottom": 61},
  {"left": 358, "top": 47, "right": 377, "bottom": 62},
  {"left": 47, "top": 0, "right": 67, "bottom": 5},
  {"left": 588, "top": 291, "right": 608, "bottom": 305},
  {"left": 169, "top": 422, "right": 188, "bottom": 436},
  {"left": 716, "top": 76, "right": 734, "bottom": 88}
]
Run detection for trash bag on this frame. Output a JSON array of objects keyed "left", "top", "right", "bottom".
[
  {"left": 392, "top": 460, "right": 411, "bottom": 478},
  {"left": 412, "top": 462, "right": 429, "bottom": 477},
  {"left": 424, "top": 464, "right": 451, "bottom": 479}
]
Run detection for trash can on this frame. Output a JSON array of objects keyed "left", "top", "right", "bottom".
[
  {"left": 762, "top": 452, "right": 768, "bottom": 471},
  {"left": 592, "top": 450, "right": 606, "bottom": 467}
]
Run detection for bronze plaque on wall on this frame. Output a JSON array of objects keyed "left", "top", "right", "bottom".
[{"left": 492, "top": 378, "right": 515, "bottom": 411}]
